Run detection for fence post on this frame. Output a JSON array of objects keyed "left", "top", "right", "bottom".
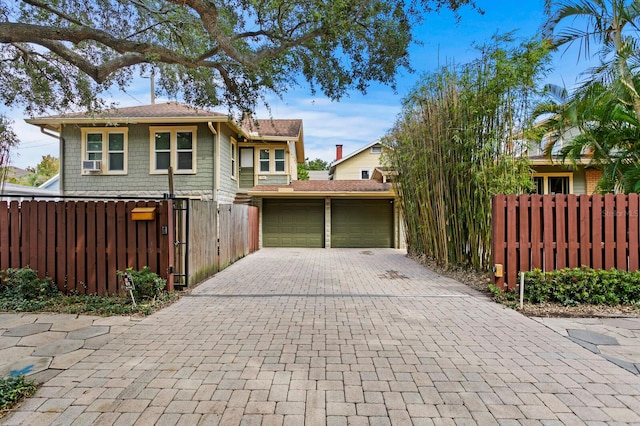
[{"left": 491, "top": 195, "right": 506, "bottom": 289}]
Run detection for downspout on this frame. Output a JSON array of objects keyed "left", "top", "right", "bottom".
[{"left": 207, "top": 122, "right": 218, "bottom": 202}]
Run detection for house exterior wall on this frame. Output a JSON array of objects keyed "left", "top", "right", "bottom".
[
  {"left": 585, "top": 169, "right": 602, "bottom": 194},
  {"left": 333, "top": 148, "right": 382, "bottom": 180},
  {"left": 62, "top": 122, "right": 217, "bottom": 199},
  {"left": 217, "top": 125, "right": 239, "bottom": 204},
  {"left": 288, "top": 141, "right": 298, "bottom": 180},
  {"left": 236, "top": 142, "right": 293, "bottom": 188}
]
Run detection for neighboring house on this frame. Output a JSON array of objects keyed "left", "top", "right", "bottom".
[
  {"left": 0, "top": 182, "right": 59, "bottom": 202},
  {"left": 39, "top": 173, "right": 60, "bottom": 192},
  {"left": 526, "top": 124, "right": 601, "bottom": 195},
  {"left": 25, "top": 102, "right": 304, "bottom": 203},
  {"left": 2, "top": 166, "right": 28, "bottom": 182},
  {"left": 329, "top": 141, "right": 383, "bottom": 180}
]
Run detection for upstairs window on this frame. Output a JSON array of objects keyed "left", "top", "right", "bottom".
[
  {"left": 274, "top": 149, "right": 285, "bottom": 172},
  {"left": 107, "top": 133, "right": 125, "bottom": 172},
  {"left": 259, "top": 149, "right": 270, "bottom": 172},
  {"left": 81, "top": 128, "right": 128, "bottom": 174},
  {"left": 231, "top": 138, "right": 237, "bottom": 179},
  {"left": 150, "top": 126, "right": 197, "bottom": 174},
  {"left": 531, "top": 174, "right": 572, "bottom": 195},
  {"left": 360, "top": 168, "right": 371, "bottom": 180}
]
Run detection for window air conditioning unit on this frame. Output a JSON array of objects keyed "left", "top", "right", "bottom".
[{"left": 82, "top": 160, "right": 102, "bottom": 172}]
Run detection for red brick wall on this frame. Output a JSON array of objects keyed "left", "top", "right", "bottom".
[{"left": 585, "top": 169, "right": 602, "bottom": 194}]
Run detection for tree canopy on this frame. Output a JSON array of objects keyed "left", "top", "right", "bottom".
[
  {"left": 0, "top": 0, "right": 477, "bottom": 116},
  {"left": 9, "top": 154, "right": 59, "bottom": 187},
  {"left": 305, "top": 158, "right": 330, "bottom": 171}
]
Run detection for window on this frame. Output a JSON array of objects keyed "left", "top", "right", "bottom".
[
  {"left": 274, "top": 149, "right": 285, "bottom": 172},
  {"left": 371, "top": 145, "right": 382, "bottom": 154},
  {"left": 548, "top": 176, "right": 570, "bottom": 195},
  {"left": 86, "top": 133, "right": 103, "bottom": 161},
  {"left": 360, "top": 168, "right": 371, "bottom": 180},
  {"left": 231, "top": 138, "right": 237, "bottom": 179},
  {"left": 81, "top": 128, "right": 128, "bottom": 174},
  {"left": 532, "top": 176, "right": 544, "bottom": 195},
  {"left": 108, "top": 133, "right": 125, "bottom": 172},
  {"left": 531, "top": 173, "right": 572, "bottom": 195},
  {"left": 149, "top": 126, "right": 197, "bottom": 174},
  {"left": 259, "top": 149, "right": 270, "bottom": 172}
]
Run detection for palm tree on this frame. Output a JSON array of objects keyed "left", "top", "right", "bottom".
[
  {"left": 545, "top": 0, "right": 640, "bottom": 115},
  {"left": 542, "top": 0, "right": 640, "bottom": 192}
]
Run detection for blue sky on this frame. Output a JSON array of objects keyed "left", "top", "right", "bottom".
[{"left": 5, "top": 0, "right": 590, "bottom": 170}]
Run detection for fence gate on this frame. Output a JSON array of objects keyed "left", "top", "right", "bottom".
[{"left": 172, "top": 198, "right": 189, "bottom": 287}]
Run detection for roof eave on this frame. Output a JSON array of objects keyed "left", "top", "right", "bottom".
[
  {"left": 529, "top": 157, "right": 591, "bottom": 166},
  {"left": 25, "top": 116, "right": 234, "bottom": 126},
  {"left": 247, "top": 189, "right": 395, "bottom": 198}
]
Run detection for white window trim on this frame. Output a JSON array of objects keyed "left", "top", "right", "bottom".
[
  {"left": 256, "top": 147, "right": 288, "bottom": 174},
  {"left": 149, "top": 126, "right": 197, "bottom": 175},
  {"left": 360, "top": 168, "right": 372, "bottom": 180},
  {"left": 532, "top": 172, "right": 574, "bottom": 195},
  {"left": 80, "top": 127, "right": 128, "bottom": 175},
  {"left": 274, "top": 148, "right": 286, "bottom": 174},
  {"left": 258, "top": 148, "right": 270, "bottom": 173},
  {"left": 230, "top": 138, "right": 237, "bottom": 180},
  {"left": 370, "top": 145, "right": 382, "bottom": 154}
]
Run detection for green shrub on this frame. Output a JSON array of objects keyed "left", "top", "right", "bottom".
[
  {"left": 488, "top": 284, "right": 519, "bottom": 309},
  {"left": 0, "top": 268, "right": 61, "bottom": 311},
  {"left": 0, "top": 267, "right": 176, "bottom": 316},
  {"left": 0, "top": 375, "right": 37, "bottom": 412},
  {"left": 523, "top": 267, "right": 640, "bottom": 306},
  {"left": 0, "top": 268, "right": 58, "bottom": 300},
  {"left": 118, "top": 267, "right": 166, "bottom": 301}
]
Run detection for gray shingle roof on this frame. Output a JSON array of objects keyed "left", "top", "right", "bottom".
[{"left": 42, "top": 102, "right": 227, "bottom": 119}]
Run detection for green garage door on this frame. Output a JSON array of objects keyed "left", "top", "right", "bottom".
[
  {"left": 263, "top": 199, "right": 325, "bottom": 247},
  {"left": 331, "top": 199, "right": 393, "bottom": 248}
]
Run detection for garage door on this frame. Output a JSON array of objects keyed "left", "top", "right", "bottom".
[
  {"left": 263, "top": 199, "right": 325, "bottom": 247},
  {"left": 331, "top": 199, "right": 393, "bottom": 248}
]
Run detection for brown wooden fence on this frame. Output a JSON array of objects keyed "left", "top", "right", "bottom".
[
  {"left": 0, "top": 200, "right": 174, "bottom": 295},
  {"left": 492, "top": 194, "right": 640, "bottom": 289},
  {"left": 187, "top": 201, "right": 259, "bottom": 286}
]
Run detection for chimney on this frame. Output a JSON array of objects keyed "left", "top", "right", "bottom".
[{"left": 336, "top": 144, "right": 343, "bottom": 161}]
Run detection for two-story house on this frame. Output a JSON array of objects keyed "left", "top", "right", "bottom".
[{"left": 25, "top": 102, "right": 304, "bottom": 203}]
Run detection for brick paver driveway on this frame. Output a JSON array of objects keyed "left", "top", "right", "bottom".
[{"left": 6, "top": 249, "right": 640, "bottom": 425}]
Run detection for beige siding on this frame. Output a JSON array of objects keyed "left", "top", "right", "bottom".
[{"left": 333, "top": 148, "right": 382, "bottom": 180}]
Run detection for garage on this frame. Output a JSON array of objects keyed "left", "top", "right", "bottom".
[
  {"left": 262, "top": 199, "right": 325, "bottom": 247},
  {"left": 331, "top": 199, "right": 393, "bottom": 248}
]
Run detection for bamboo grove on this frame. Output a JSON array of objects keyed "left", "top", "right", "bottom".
[{"left": 384, "top": 35, "right": 550, "bottom": 271}]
